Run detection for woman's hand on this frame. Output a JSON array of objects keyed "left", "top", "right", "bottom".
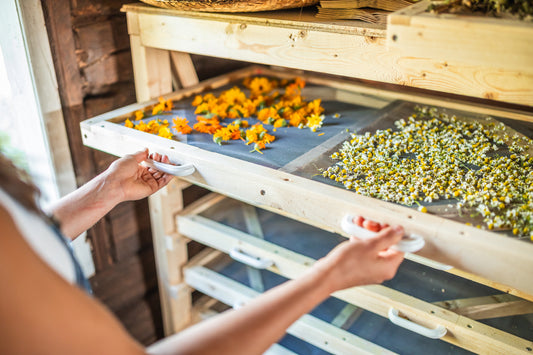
[
  {"left": 50, "top": 149, "right": 173, "bottom": 239},
  {"left": 312, "top": 224, "right": 405, "bottom": 294},
  {"left": 105, "top": 149, "right": 174, "bottom": 204}
]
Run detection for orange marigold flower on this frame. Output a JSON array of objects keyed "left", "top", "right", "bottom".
[
  {"left": 192, "top": 95, "right": 203, "bottom": 106},
  {"left": 147, "top": 120, "right": 162, "bottom": 134},
  {"left": 195, "top": 102, "right": 210, "bottom": 115},
  {"left": 193, "top": 117, "right": 222, "bottom": 134},
  {"left": 172, "top": 117, "right": 193, "bottom": 135},
  {"left": 134, "top": 110, "right": 144, "bottom": 121},
  {"left": 245, "top": 124, "right": 275, "bottom": 152},
  {"left": 307, "top": 99, "right": 324, "bottom": 115},
  {"left": 212, "top": 124, "right": 242, "bottom": 144},
  {"left": 288, "top": 112, "right": 307, "bottom": 128},
  {"left": 125, "top": 118, "right": 134, "bottom": 128},
  {"left": 248, "top": 77, "right": 274, "bottom": 97},
  {"left": 220, "top": 87, "right": 246, "bottom": 105},
  {"left": 294, "top": 77, "right": 306, "bottom": 90},
  {"left": 257, "top": 107, "right": 280, "bottom": 124},
  {"left": 152, "top": 103, "right": 165, "bottom": 115},
  {"left": 273, "top": 118, "right": 287, "bottom": 128},
  {"left": 164, "top": 98, "right": 173, "bottom": 111}
]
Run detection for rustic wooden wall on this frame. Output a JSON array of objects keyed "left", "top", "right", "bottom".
[{"left": 41, "top": 0, "right": 244, "bottom": 346}]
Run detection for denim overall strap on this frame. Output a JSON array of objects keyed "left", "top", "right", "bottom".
[{"left": 48, "top": 219, "right": 93, "bottom": 294}]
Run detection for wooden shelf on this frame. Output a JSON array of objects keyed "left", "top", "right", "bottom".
[
  {"left": 81, "top": 4, "right": 533, "bottom": 350},
  {"left": 122, "top": 2, "right": 533, "bottom": 107}
]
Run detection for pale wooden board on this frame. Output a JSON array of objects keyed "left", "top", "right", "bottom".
[
  {"left": 123, "top": 3, "right": 533, "bottom": 106},
  {"left": 434, "top": 294, "right": 533, "bottom": 320},
  {"left": 387, "top": 1, "right": 533, "bottom": 76},
  {"left": 184, "top": 265, "right": 397, "bottom": 354}
]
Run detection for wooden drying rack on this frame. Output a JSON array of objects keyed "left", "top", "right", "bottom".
[{"left": 82, "top": 3, "right": 533, "bottom": 353}]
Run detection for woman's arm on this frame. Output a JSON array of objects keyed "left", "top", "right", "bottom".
[
  {"left": 50, "top": 150, "right": 173, "bottom": 239},
  {"left": 0, "top": 206, "right": 146, "bottom": 355},
  {"left": 148, "top": 225, "right": 405, "bottom": 355},
  {"left": 1, "top": 199, "right": 403, "bottom": 355}
]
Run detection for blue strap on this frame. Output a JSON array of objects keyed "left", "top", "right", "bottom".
[{"left": 48, "top": 219, "right": 93, "bottom": 294}]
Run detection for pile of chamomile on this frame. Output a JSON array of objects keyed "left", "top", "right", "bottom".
[{"left": 322, "top": 106, "right": 533, "bottom": 239}]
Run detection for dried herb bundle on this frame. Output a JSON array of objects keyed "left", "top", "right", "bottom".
[{"left": 427, "top": 0, "right": 533, "bottom": 19}]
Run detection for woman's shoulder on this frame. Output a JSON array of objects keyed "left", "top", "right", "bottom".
[{"left": 0, "top": 187, "right": 78, "bottom": 284}]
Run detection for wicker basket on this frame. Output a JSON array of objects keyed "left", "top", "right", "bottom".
[{"left": 139, "top": 0, "right": 320, "bottom": 12}]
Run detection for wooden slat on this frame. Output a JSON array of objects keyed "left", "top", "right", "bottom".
[
  {"left": 434, "top": 294, "right": 533, "bottom": 320},
  {"left": 170, "top": 51, "right": 199, "bottom": 88},
  {"left": 185, "top": 266, "right": 397, "bottom": 355}
]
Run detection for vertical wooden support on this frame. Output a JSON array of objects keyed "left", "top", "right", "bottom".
[
  {"left": 126, "top": 11, "right": 197, "bottom": 336},
  {"left": 127, "top": 11, "right": 172, "bottom": 102},
  {"left": 148, "top": 180, "right": 189, "bottom": 335},
  {"left": 170, "top": 51, "right": 199, "bottom": 88}
]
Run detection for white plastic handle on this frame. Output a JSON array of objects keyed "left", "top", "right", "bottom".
[
  {"left": 142, "top": 158, "right": 195, "bottom": 176},
  {"left": 388, "top": 308, "right": 447, "bottom": 339},
  {"left": 229, "top": 248, "right": 274, "bottom": 269},
  {"left": 341, "top": 214, "right": 425, "bottom": 253}
]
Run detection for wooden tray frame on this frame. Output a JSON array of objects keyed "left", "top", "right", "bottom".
[
  {"left": 81, "top": 65, "right": 533, "bottom": 301},
  {"left": 177, "top": 201, "right": 533, "bottom": 354}
]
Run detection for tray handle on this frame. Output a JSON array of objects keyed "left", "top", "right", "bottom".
[
  {"left": 341, "top": 214, "right": 425, "bottom": 253},
  {"left": 230, "top": 248, "right": 274, "bottom": 269},
  {"left": 388, "top": 308, "right": 447, "bottom": 339},
  {"left": 142, "top": 158, "right": 195, "bottom": 176}
]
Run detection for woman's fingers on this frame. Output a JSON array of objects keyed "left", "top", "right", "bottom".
[{"left": 369, "top": 226, "right": 404, "bottom": 252}]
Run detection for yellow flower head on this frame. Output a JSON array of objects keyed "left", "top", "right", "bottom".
[
  {"left": 306, "top": 114, "right": 325, "bottom": 132},
  {"left": 158, "top": 125, "right": 173, "bottom": 139}
]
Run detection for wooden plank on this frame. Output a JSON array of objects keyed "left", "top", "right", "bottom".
[
  {"left": 115, "top": 290, "right": 163, "bottom": 346},
  {"left": 170, "top": 51, "right": 199, "bottom": 88},
  {"left": 75, "top": 18, "right": 130, "bottom": 69},
  {"left": 84, "top": 82, "right": 137, "bottom": 118},
  {"left": 108, "top": 200, "right": 153, "bottom": 261},
  {"left": 127, "top": 11, "right": 172, "bottom": 102},
  {"left": 185, "top": 266, "right": 397, "bottom": 355},
  {"left": 82, "top": 51, "right": 134, "bottom": 95},
  {"left": 434, "top": 294, "right": 533, "bottom": 320},
  {"left": 387, "top": 1, "right": 533, "bottom": 74},
  {"left": 179, "top": 217, "right": 533, "bottom": 354},
  {"left": 130, "top": 8, "right": 533, "bottom": 106},
  {"left": 90, "top": 248, "right": 158, "bottom": 311}
]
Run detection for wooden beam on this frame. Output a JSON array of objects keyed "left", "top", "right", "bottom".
[
  {"left": 434, "top": 294, "right": 533, "bottom": 320},
  {"left": 170, "top": 51, "right": 199, "bottom": 88}
]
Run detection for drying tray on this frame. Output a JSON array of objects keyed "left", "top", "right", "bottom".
[
  {"left": 81, "top": 65, "right": 533, "bottom": 300},
  {"left": 182, "top": 196, "right": 533, "bottom": 354}
]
